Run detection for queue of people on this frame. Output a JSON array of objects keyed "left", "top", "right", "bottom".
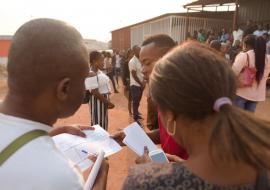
[{"left": 1, "top": 18, "right": 270, "bottom": 190}]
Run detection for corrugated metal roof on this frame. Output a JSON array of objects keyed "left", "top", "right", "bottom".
[
  {"left": 111, "top": 11, "right": 233, "bottom": 32},
  {"left": 184, "top": 0, "right": 236, "bottom": 8},
  {"left": 111, "top": 13, "right": 186, "bottom": 32}
]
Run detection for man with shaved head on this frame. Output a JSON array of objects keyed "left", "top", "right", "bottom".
[{"left": 0, "top": 19, "right": 107, "bottom": 189}]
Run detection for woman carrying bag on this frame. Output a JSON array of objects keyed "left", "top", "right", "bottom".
[
  {"left": 85, "top": 51, "right": 114, "bottom": 130},
  {"left": 232, "top": 35, "right": 270, "bottom": 112}
]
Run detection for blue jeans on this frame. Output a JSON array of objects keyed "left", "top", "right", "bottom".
[
  {"left": 234, "top": 96, "right": 257, "bottom": 112},
  {"left": 130, "top": 85, "right": 143, "bottom": 120}
]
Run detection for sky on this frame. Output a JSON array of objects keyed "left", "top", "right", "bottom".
[{"left": 0, "top": 0, "right": 194, "bottom": 42}]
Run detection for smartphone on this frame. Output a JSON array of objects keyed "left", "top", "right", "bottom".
[{"left": 148, "top": 149, "right": 169, "bottom": 163}]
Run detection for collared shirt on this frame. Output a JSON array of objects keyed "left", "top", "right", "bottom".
[
  {"left": 0, "top": 113, "right": 84, "bottom": 190},
  {"left": 129, "top": 55, "right": 143, "bottom": 87}
]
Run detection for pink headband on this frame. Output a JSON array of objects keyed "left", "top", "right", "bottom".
[{"left": 213, "top": 97, "right": 232, "bottom": 112}]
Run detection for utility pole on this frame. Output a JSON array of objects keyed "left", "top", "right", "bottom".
[{"left": 233, "top": 0, "right": 239, "bottom": 30}]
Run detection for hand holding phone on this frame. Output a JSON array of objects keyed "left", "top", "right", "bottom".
[{"left": 148, "top": 149, "right": 169, "bottom": 164}]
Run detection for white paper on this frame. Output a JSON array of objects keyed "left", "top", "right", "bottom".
[
  {"left": 77, "top": 159, "right": 94, "bottom": 172},
  {"left": 52, "top": 125, "right": 121, "bottom": 170},
  {"left": 123, "top": 122, "right": 157, "bottom": 156},
  {"left": 84, "top": 150, "right": 105, "bottom": 190}
]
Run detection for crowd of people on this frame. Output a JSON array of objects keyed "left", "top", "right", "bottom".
[
  {"left": 1, "top": 18, "right": 270, "bottom": 190},
  {"left": 186, "top": 20, "right": 270, "bottom": 65}
]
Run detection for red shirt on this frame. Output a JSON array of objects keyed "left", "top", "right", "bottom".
[{"left": 158, "top": 113, "right": 188, "bottom": 160}]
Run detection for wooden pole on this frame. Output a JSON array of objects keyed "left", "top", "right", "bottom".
[
  {"left": 233, "top": 0, "right": 239, "bottom": 31},
  {"left": 201, "top": 0, "right": 204, "bottom": 12},
  {"left": 185, "top": 8, "right": 190, "bottom": 41}
]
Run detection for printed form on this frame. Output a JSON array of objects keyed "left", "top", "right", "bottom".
[{"left": 53, "top": 125, "right": 121, "bottom": 170}]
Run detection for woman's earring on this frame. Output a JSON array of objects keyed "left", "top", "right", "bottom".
[{"left": 166, "top": 120, "right": 176, "bottom": 136}]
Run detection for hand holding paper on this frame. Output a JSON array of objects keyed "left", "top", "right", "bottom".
[
  {"left": 53, "top": 125, "right": 121, "bottom": 171},
  {"left": 123, "top": 122, "right": 157, "bottom": 156}
]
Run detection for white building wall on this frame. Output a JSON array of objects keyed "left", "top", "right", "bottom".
[
  {"left": 131, "top": 17, "right": 171, "bottom": 47},
  {"left": 130, "top": 15, "right": 232, "bottom": 48},
  {"left": 131, "top": 25, "right": 144, "bottom": 47},
  {"left": 171, "top": 16, "right": 187, "bottom": 42}
]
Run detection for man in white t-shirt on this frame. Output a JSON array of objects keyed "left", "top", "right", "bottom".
[
  {"left": 233, "top": 26, "right": 243, "bottom": 46},
  {"left": 129, "top": 45, "right": 145, "bottom": 124},
  {"left": 0, "top": 19, "right": 108, "bottom": 190},
  {"left": 115, "top": 51, "right": 121, "bottom": 85}
]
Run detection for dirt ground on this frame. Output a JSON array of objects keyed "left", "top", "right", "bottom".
[
  {"left": 0, "top": 78, "right": 270, "bottom": 189},
  {"left": 56, "top": 81, "right": 148, "bottom": 190}
]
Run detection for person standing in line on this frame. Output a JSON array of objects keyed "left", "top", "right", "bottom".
[
  {"left": 233, "top": 25, "right": 243, "bottom": 46},
  {"left": 232, "top": 35, "right": 270, "bottom": 112},
  {"left": 114, "top": 50, "right": 122, "bottom": 86},
  {"left": 112, "top": 35, "right": 188, "bottom": 161},
  {"left": 121, "top": 49, "right": 134, "bottom": 115},
  {"left": 85, "top": 51, "right": 115, "bottom": 130},
  {"left": 104, "top": 52, "right": 119, "bottom": 93},
  {"left": 129, "top": 45, "right": 145, "bottom": 124},
  {"left": 139, "top": 34, "right": 188, "bottom": 160}
]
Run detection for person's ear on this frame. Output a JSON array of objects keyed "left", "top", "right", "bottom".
[{"left": 56, "top": 78, "right": 71, "bottom": 101}]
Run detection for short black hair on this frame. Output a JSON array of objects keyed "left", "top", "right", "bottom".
[
  {"left": 263, "top": 32, "right": 269, "bottom": 38},
  {"left": 210, "top": 40, "right": 221, "bottom": 52},
  {"left": 141, "top": 34, "right": 176, "bottom": 49},
  {"left": 89, "top": 51, "right": 102, "bottom": 65}
]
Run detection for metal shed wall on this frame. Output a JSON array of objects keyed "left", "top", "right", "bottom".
[
  {"left": 238, "top": 0, "right": 270, "bottom": 24},
  {"left": 111, "top": 27, "right": 131, "bottom": 51}
]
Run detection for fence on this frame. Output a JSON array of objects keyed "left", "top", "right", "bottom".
[{"left": 131, "top": 15, "right": 232, "bottom": 47}]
